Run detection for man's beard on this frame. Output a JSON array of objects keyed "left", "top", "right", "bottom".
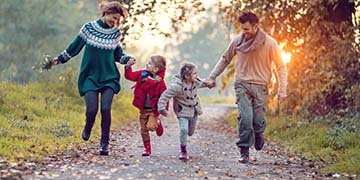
[{"left": 244, "top": 33, "right": 254, "bottom": 41}]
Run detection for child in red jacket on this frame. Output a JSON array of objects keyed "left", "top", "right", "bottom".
[{"left": 125, "top": 55, "right": 167, "bottom": 156}]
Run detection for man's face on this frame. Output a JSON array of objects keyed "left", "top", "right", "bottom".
[{"left": 240, "top": 22, "right": 258, "bottom": 40}]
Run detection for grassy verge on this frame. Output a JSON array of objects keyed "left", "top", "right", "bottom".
[
  {"left": 225, "top": 111, "right": 360, "bottom": 174},
  {"left": 0, "top": 82, "right": 137, "bottom": 161}
]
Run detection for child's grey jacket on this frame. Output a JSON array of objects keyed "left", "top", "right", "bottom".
[{"left": 158, "top": 74, "right": 206, "bottom": 118}]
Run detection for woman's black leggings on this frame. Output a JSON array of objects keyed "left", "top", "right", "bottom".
[{"left": 84, "top": 87, "right": 114, "bottom": 144}]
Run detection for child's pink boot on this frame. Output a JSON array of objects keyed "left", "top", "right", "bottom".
[{"left": 179, "top": 144, "right": 187, "bottom": 160}]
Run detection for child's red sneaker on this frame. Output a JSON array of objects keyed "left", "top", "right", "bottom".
[{"left": 142, "top": 140, "right": 151, "bottom": 156}]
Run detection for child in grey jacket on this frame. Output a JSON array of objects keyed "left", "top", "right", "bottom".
[{"left": 158, "top": 62, "right": 207, "bottom": 160}]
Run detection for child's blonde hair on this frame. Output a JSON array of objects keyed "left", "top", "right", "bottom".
[
  {"left": 180, "top": 62, "right": 197, "bottom": 80},
  {"left": 150, "top": 55, "right": 167, "bottom": 71},
  {"left": 99, "top": 1, "right": 128, "bottom": 19}
]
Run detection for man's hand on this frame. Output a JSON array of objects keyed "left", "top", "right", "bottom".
[
  {"left": 126, "top": 57, "right": 136, "bottom": 66},
  {"left": 205, "top": 77, "right": 216, "bottom": 88},
  {"left": 159, "top": 109, "right": 169, "bottom": 117},
  {"left": 278, "top": 94, "right": 287, "bottom": 103}
]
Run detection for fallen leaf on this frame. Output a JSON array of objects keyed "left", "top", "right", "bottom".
[{"left": 244, "top": 171, "right": 254, "bottom": 176}]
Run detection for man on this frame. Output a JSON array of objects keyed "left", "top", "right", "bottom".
[{"left": 206, "top": 12, "right": 287, "bottom": 163}]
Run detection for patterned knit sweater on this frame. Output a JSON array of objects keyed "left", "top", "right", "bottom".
[{"left": 57, "top": 19, "right": 130, "bottom": 96}]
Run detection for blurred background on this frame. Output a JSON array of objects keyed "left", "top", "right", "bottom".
[{"left": 1, "top": 0, "right": 359, "bottom": 115}]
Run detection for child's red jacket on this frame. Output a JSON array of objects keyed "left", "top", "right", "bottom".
[{"left": 124, "top": 66, "right": 167, "bottom": 116}]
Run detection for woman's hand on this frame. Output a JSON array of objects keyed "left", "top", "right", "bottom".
[
  {"left": 51, "top": 57, "right": 61, "bottom": 65},
  {"left": 126, "top": 57, "right": 136, "bottom": 66}
]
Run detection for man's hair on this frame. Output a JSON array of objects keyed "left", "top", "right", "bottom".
[{"left": 238, "top": 12, "right": 259, "bottom": 25}]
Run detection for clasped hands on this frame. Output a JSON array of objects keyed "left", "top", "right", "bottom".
[
  {"left": 203, "top": 77, "right": 216, "bottom": 89},
  {"left": 126, "top": 57, "right": 136, "bottom": 66}
]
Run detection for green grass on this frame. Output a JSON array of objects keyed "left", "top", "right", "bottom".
[
  {"left": 225, "top": 110, "right": 360, "bottom": 174},
  {"left": 0, "top": 82, "right": 137, "bottom": 161}
]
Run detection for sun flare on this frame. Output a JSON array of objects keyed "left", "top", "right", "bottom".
[{"left": 281, "top": 51, "right": 292, "bottom": 64}]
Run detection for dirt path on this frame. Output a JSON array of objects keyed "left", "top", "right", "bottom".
[{"left": 22, "top": 104, "right": 327, "bottom": 179}]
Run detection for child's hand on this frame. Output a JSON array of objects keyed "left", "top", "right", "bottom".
[
  {"left": 127, "top": 58, "right": 136, "bottom": 66},
  {"left": 51, "top": 57, "right": 61, "bottom": 65},
  {"left": 149, "top": 74, "right": 162, "bottom": 83},
  {"left": 159, "top": 110, "right": 169, "bottom": 117},
  {"left": 205, "top": 77, "right": 216, "bottom": 88}
]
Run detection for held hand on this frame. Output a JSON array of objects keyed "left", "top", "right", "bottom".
[
  {"left": 205, "top": 77, "right": 216, "bottom": 88},
  {"left": 51, "top": 57, "right": 61, "bottom": 65},
  {"left": 130, "top": 56, "right": 137, "bottom": 62},
  {"left": 278, "top": 94, "right": 287, "bottom": 103},
  {"left": 159, "top": 110, "right": 169, "bottom": 117},
  {"left": 127, "top": 58, "right": 136, "bottom": 66}
]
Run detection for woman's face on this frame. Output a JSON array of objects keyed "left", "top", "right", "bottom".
[{"left": 104, "top": 13, "right": 122, "bottom": 27}]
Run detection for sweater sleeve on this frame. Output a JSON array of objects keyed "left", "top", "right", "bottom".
[
  {"left": 197, "top": 78, "right": 207, "bottom": 89},
  {"left": 158, "top": 84, "right": 180, "bottom": 111},
  {"left": 124, "top": 66, "right": 141, "bottom": 82},
  {"left": 209, "top": 36, "right": 238, "bottom": 79},
  {"left": 57, "top": 35, "right": 86, "bottom": 63},
  {"left": 114, "top": 46, "right": 131, "bottom": 64},
  {"left": 158, "top": 81, "right": 169, "bottom": 110},
  {"left": 269, "top": 40, "right": 288, "bottom": 97}
]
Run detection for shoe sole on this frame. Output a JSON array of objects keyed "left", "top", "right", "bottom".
[{"left": 100, "top": 151, "right": 109, "bottom": 156}]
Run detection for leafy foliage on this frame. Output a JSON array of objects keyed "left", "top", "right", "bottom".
[
  {"left": 99, "top": 0, "right": 207, "bottom": 47},
  {"left": 0, "top": 0, "right": 94, "bottom": 83},
  {"left": 31, "top": 55, "right": 55, "bottom": 72}
]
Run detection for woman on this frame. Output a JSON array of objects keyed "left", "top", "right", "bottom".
[{"left": 51, "top": 1, "right": 134, "bottom": 155}]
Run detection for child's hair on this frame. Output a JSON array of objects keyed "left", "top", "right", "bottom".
[
  {"left": 180, "top": 62, "right": 197, "bottom": 80},
  {"left": 99, "top": 1, "right": 128, "bottom": 19},
  {"left": 150, "top": 55, "right": 167, "bottom": 71}
]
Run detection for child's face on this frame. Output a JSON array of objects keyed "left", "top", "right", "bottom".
[
  {"left": 185, "top": 69, "right": 198, "bottom": 83},
  {"left": 145, "top": 59, "right": 158, "bottom": 73}
]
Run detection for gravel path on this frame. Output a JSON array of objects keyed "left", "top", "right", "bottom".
[{"left": 23, "top": 104, "right": 327, "bottom": 179}]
